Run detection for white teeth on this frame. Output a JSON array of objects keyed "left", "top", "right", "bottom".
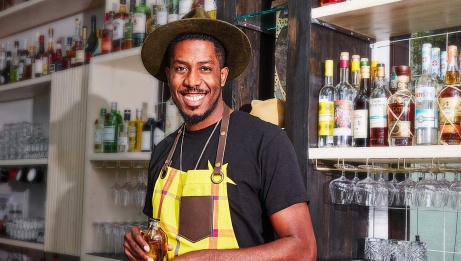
[{"left": 184, "top": 94, "right": 205, "bottom": 101}]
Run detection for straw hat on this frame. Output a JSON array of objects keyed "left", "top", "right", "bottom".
[{"left": 141, "top": 8, "right": 252, "bottom": 83}]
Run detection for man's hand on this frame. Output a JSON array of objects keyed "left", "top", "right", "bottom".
[{"left": 124, "top": 226, "right": 152, "bottom": 261}]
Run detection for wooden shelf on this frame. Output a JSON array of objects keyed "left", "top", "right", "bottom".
[
  {"left": 0, "top": 237, "right": 44, "bottom": 251},
  {"left": 0, "top": 158, "right": 48, "bottom": 166},
  {"left": 312, "top": 0, "right": 461, "bottom": 41},
  {"left": 0, "top": 0, "right": 105, "bottom": 38},
  {"left": 0, "top": 75, "right": 51, "bottom": 103},
  {"left": 90, "top": 47, "right": 150, "bottom": 75},
  {"left": 309, "top": 145, "right": 461, "bottom": 165}
]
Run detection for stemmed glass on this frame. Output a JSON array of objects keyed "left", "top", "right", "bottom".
[
  {"left": 135, "top": 171, "right": 148, "bottom": 207},
  {"left": 375, "top": 168, "right": 394, "bottom": 206},
  {"left": 395, "top": 172, "right": 417, "bottom": 207},
  {"left": 355, "top": 164, "right": 379, "bottom": 206},
  {"left": 448, "top": 167, "right": 461, "bottom": 210},
  {"left": 120, "top": 170, "right": 133, "bottom": 206},
  {"left": 329, "top": 163, "right": 355, "bottom": 205},
  {"left": 110, "top": 170, "right": 122, "bottom": 205},
  {"left": 416, "top": 164, "right": 443, "bottom": 208}
]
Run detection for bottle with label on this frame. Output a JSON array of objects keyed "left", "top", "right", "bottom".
[
  {"left": 102, "top": 12, "right": 114, "bottom": 54},
  {"left": 123, "top": 0, "right": 136, "bottom": 50},
  {"left": 71, "top": 19, "right": 81, "bottom": 67},
  {"left": 133, "top": 0, "right": 151, "bottom": 47},
  {"left": 438, "top": 45, "right": 461, "bottom": 145},
  {"left": 129, "top": 109, "right": 144, "bottom": 152},
  {"left": 168, "top": 0, "right": 179, "bottom": 22},
  {"left": 63, "top": 37, "right": 73, "bottom": 70},
  {"left": 74, "top": 26, "right": 87, "bottom": 67},
  {"left": 0, "top": 44, "right": 5, "bottom": 85},
  {"left": 24, "top": 41, "right": 33, "bottom": 80},
  {"left": 54, "top": 40, "right": 64, "bottom": 72},
  {"left": 388, "top": 65, "right": 415, "bottom": 146},
  {"left": 113, "top": 0, "right": 129, "bottom": 52},
  {"left": 3, "top": 42, "right": 11, "bottom": 84},
  {"left": 86, "top": 15, "right": 98, "bottom": 64},
  {"left": 441, "top": 50, "right": 448, "bottom": 81},
  {"left": 156, "top": 1, "right": 168, "bottom": 29},
  {"left": 369, "top": 63, "right": 390, "bottom": 146},
  {"left": 45, "top": 28, "right": 55, "bottom": 74},
  {"left": 143, "top": 218, "right": 169, "bottom": 261},
  {"left": 333, "top": 52, "right": 354, "bottom": 147},
  {"left": 18, "top": 39, "right": 28, "bottom": 81},
  {"left": 350, "top": 54, "right": 360, "bottom": 100},
  {"left": 389, "top": 66, "right": 397, "bottom": 94},
  {"left": 94, "top": 108, "right": 107, "bottom": 153},
  {"left": 353, "top": 59, "right": 370, "bottom": 147},
  {"left": 141, "top": 117, "right": 155, "bottom": 152},
  {"left": 10, "top": 41, "right": 19, "bottom": 83},
  {"left": 34, "top": 36, "right": 46, "bottom": 78},
  {"left": 104, "top": 102, "right": 122, "bottom": 153},
  {"left": 318, "top": 59, "right": 335, "bottom": 148},
  {"left": 431, "top": 47, "right": 444, "bottom": 93},
  {"left": 118, "top": 110, "right": 131, "bottom": 152},
  {"left": 414, "top": 43, "right": 439, "bottom": 145}
]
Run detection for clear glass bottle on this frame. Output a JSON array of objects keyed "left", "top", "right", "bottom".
[
  {"left": 71, "top": 18, "right": 81, "bottom": 67},
  {"left": 94, "top": 108, "right": 106, "bottom": 153},
  {"left": 123, "top": 0, "right": 136, "bottom": 50},
  {"left": 45, "top": 28, "right": 55, "bottom": 74},
  {"left": 34, "top": 36, "right": 45, "bottom": 78},
  {"left": 438, "top": 45, "right": 461, "bottom": 145},
  {"left": 74, "top": 26, "right": 86, "bottom": 67},
  {"left": 102, "top": 12, "right": 114, "bottom": 54},
  {"left": 333, "top": 52, "right": 354, "bottom": 147},
  {"left": 369, "top": 63, "right": 390, "bottom": 146},
  {"left": 104, "top": 102, "right": 122, "bottom": 153},
  {"left": 441, "top": 50, "right": 448, "bottom": 81},
  {"left": 388, "top": 65, "right": 415, "bottom": 146},
  {"left": 350, "top": 54, "right": 360, "bottom": 101},
  {"left": 431, "top": 47, "right": 445, "bottom": 92},
  {"left": 118, "top": 110, "right": 130, "bottom": 152},
  {"left": 414, "top": 43, "right": 439, "bottom": 145},
  {"left": 353, "top": 59, "right": 370, "bottom": 147},
  {"left": 318, "top": 60, "right": 335, "bottom": 148},
  {"left": 143, "top": 218, "right": 169, "bottom": 261},
  {"left": 133, "top": 0, "right": 151, "bottom": 47},
  {"left": 10, "top": 41, "right": 19, "bottom": 83}
]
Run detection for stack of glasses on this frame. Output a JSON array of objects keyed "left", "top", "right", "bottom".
[
  {"left": 4, "top": 218, "right": 45, "bottom": 242},
  {"left": 365, "top": 237, "right": 427, "bottom": 261},
  {"left": 0, "top": 122, "right": 48, "bottom": 160}
]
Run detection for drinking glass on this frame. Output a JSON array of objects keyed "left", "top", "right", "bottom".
[
  {"left": 448, "top": 167, "right": 461, "bottom": 210},
  {"left": 355, "top": 165, "right": 379, "bottom": 206},
  {"left": 395, "top": 172, "right": 417, "bottom": 207},
  {"left": 329, "top": 163, "right": 355, "bottom": 204},
  {"left": 110, "top": 170, "right": 122, "bottom": 205},
  {"left": 364, "top": 238, "right": 385, "bottom": 261},
  {"left": 375, "top": 169, "right": 394, "bottom": 206},
  {"left": 410, "top": 240, "right": 427, "bottom": 260},
  {"left": 416, "top": 164, "right": 441, "bottom": 208},
  {"left": 120, "top": 170, "right": 133, "bottom": 206},
  {"left": 135, "top": 171, "right": 148, "bottom": 207}
]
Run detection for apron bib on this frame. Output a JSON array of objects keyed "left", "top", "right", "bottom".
[{"left": 151, "top": 106, "right": 239, "bottom": 259}]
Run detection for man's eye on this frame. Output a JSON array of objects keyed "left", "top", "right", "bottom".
[
  {"left": 176, "top": 66, "right": 187, "bottom": 72},
  {"left": 201, "top": 67, "right": 211, "bottom": 72}
]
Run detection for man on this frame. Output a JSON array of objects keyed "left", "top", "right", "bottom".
[{"left": 124, "top": 8, "right": 316, "bottom": 261}]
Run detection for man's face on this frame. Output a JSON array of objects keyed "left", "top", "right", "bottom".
[{"left": 165, "top": 39, "right": 229, "bottom": 125}]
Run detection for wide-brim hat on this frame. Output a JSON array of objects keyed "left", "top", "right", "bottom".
[{"left": 141, "top": 8, "right": 252, "bottom": 83}]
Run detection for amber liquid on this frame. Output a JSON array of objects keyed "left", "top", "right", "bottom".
[
  {"left": 143, "top": 228, "right": 169, "bottom": 261},
  {"left": 439, "top": 84, "right": 461, "bottom": 145},
  {"left": 369, "top": 127, "right": 388, "bottom": 146},
  {"left": 388, "top": 103, "right": 415, "bottom": 146}
]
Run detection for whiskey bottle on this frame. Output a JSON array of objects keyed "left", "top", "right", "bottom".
[
  {"left": 63, "top": 37, "right": 73, "bottom": 70},
  {"left": 74, "top": 26, "right": 87, "bottom": 67},
  {"left": 71, "top": 19, "right": 81, "bottom": 67},
  {"left": 333, "top": 52, "right": 354, "bottom": 147},
  {"left": 24, "top": 41, "right": 33, "bottom": 80},
  {"left": 133, "top": 0, "right": 151, "bottom": 47},
  {"left": 123, "top": 0, "right": 136, "bottom": 50},
  {"left": 414, "top": 43, "right": 439, "bottom": 145},
  {"left": 388, "top": 65, "right": 415, "bottom": 146},
  {"left": 143, "top": 218, "right": 169, "bottom": 261},
  {"left": 438, "top": 45, "right": 461, "bottom": 145},
  {"left": 102, "top": 12, "right": 114, "bottom": 54},
  {"left": 45, "top": 28, "right": 55, "bottom": 74},
  {"left": 18, "top": 39, "right": 28, "bottom": 81},
  {"left": 54, "top": 40, "right": 64, "bottom": 72},
  {"left": 113, "top": 0, "right": 129, "bottom": 52},
  {"left": 353, "top": 59, "right": 370, "bottom": 147},
  {"left": 94, "top": 108, "right": 106, "bottom": 153},
  {"left": 128, "top": 109, "right": 144, "bottom": 152},
  {"left": 141, "top": 117, "right": 155, "bottom": 152},
  {"left": 369, "top": 63, "right": 390, "bottom": 146},
  {"left": 318, "top": 60, "right": 335, "bottom": 148},
  {"left": 34, "top": 36, "right": 46, "bottom": 78},
  {"left": 118, "top": 110, "right": 131, "bottom": 153},
  {"left": 103, "top": 102, "right": 122, "bottom": 153}
]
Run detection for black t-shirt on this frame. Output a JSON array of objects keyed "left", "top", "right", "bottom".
[{"left": 143, "top": 111, "right": 308, "bottom": 248}]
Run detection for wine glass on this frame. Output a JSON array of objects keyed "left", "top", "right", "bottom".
[
  {"left": 448, "top": 167, "right": 461, "bottom": 210},
  {"left": 375, "top": 168, "right": 394, "bottom": 206},
  {"left": 120, "top": 170, "right": 133, "bottom": 206},
  {"left": 416, "top": 164, "right": 442, "bottom": 208},
  {"left": 109, "top": 170, "right": 122, "bottom": 205},
  {"left": 329, "top": 163, "right": 355, "bottom": 205},
  {"left": 355, "top": 165, "right": 379, "bottom": 206},
  {"left": 135, "top": 171, "right": 148, "bottom": 207}
]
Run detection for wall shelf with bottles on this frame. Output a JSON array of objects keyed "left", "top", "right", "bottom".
[
  {"left": 0, "top": 237, "right": 43, "bottom": 251},
  {"left": 312, "top": 0, "right": 461, "bottom": 42},
  {"left": 0, "top": 158, "right": 48, "bottom": 167},
  {"left": 0, "top": 75, "right": 51, "bottom": 103},
  {"left": 0, "top": 0, "right": 104, "bottom": 38},
  {"left": 91, "top": 47, "right": 147, "bottom": 74}
]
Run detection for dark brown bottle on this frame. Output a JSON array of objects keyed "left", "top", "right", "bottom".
[{"left": 353, "top": 59, "right": 370, "bottom": 147}]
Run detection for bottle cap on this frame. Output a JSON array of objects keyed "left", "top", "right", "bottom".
[
  {"left": 360, "top": 66, "right": 370, "bottom": 78},
  {"left": 395, "top": 65, "right": 410, "bottom": 76},
  {"left": 324, "top": 60, "right": 333, "bottom": 77},
  {"left": 340, "top": 52, "right": 349, "bottom": 60},
  {"left": 351, "top": 55, "right": 360, "bottom": 71},
  {"left": 376, "top": 63, "right": 386, "bottom": 77}
]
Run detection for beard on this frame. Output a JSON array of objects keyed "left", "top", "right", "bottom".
[{"left": 176, "top": 86, "right": 221, "bottom": 125}]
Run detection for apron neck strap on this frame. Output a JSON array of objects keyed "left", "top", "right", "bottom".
[{"left": 161, "top": 105, "right": 231, "bottom": 180}]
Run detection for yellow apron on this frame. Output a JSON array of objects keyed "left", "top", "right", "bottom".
[{"left": 151, "top": 106, "right": 239, "bottom": 259}]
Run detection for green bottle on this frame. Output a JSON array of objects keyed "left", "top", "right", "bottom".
[
  {"left": 103, "top": 102, "right": 122, "bottom": 153},
  {"left": 133, "top": 0, "right": 151, "bottom": 47}
]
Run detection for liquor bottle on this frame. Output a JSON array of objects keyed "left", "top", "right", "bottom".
[
  {"left": 0, "top": 44, "right": 5, "bottom": 85},
  {"left": 178, "top": 0, "right": 192, "bottom": 18},
  {"left": 93, "top": 29, "right": 102, "bottom": 56},
  {"left": 18, "top": 39, "right": 28, "bottom": 81},
  {"left": 414, "top": 43, "right": 439, "bottom": 145},
  {"left": 123, "top": 0, "right": 136, "bottom": 50},
  {"left": 63, "top": 37, "right": 73, "bottom": 70},
  {"left": 204, "top": 0, "right": 216, "bottom": 19},
  {"left": 102, "top": 12, "right": 114, "bottom": 54},
  {"left": 133, "top": 0, "right": 151, "bottom": 47},
  {"left": 23, "top": 41, "right": 33, "bottom": 80},
  {"left": 389, "top": 66, "right": 397, "bottom": 94},
  {"left": 168, "top": 0, "right": 179, "bottom": 22},
  {"left": 10, "top": 41, "right": 19, "bottom": 83},
  {"left": 431, "top": 47, "right": 444, "bottom": 93},
  {"left": 54, "top": 40, "right": 64, "bottom": 72},
  {"left": 333, "top": 52, "right": 354, "bottom": 147},
  {"left": 103, "top": 102, "right": 122, "bottom": 153},
  {"left": 320, "top": 0, "right": 345, "bottom": 6},
  {"left": 153, "top": 106, "right": 166, "bottom": 146},
  {"left": 28, "top": 45, "right": 35, "bottom": 79},
  {"left": 141, "top": 117, "right": 155, "bottom": 152},
  {"left": 118, "top": 110, "right": 131, "bottom": 152},
  {"left": 143, "top": 218, "right": 168, "bottom": 260},
  {"left": 388, "top": 65, "right": 415, "bottom": 146},
  {"left": 35, "top": 35, "right": 46, "bottom": 78},
  {"left": 94, "top": 108, "right": 106, "bottom": 153},
  {"left": 128, "top": 109, "right": 144, "bottom": 152},
  {"left": 441, "top": 50, "right": 447, "bottom": 81},
  {"left": 135, "top": 109, "right": 145, "bottom": 151},
  {"left": 3, "top": 42, "right": 11, "bottom": 84},
  {"left": 45, "top": 28, "right": 55, "bottom": 74},
  {"left": 369, "top": 63, "right": 390, "bottom": 146},
  {"left": 156, "top": 2, "right": 168, "bottom": 28},
  {"left": 86, "top": 15, "right": 98, "bottom": 64},
  {"left": 113, "top": 0, "right": 129, "bottom": 52},
  {"left": 350, "top": 54, "right": 360, "bottom": 101},
  {"left": 370, "top": 60, "right": 379, "bottom": 88},
  {"left": 74, "top": 26, "right": 87, "bottom": 67},
  {"left": 71, "top": 19, "right": 81, "bottom": 67},
  {"left": 353, "top": 59, "right": 370, "bottom": 147},
  {"left": 318, "top": 59, "right": 335, "bottom": 148},
  {"left": 438, "top": 45, "right": 461, "bottom": 145}
]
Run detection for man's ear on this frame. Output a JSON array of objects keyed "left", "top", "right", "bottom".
[{"left": 220, "top": 67, "right": 229, "bottom": 87}]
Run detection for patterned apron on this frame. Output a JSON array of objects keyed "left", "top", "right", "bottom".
[{"left": 151, "top": 106, "right": 239, "bottom": 259}]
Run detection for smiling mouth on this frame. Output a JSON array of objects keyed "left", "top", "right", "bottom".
[{"left": 183, "top": 93, "right": 206, "bottom": 101}]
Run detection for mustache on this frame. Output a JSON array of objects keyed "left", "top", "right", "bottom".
[{"left": 179, "top": 87, "right": 208, "bottom": 94}]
